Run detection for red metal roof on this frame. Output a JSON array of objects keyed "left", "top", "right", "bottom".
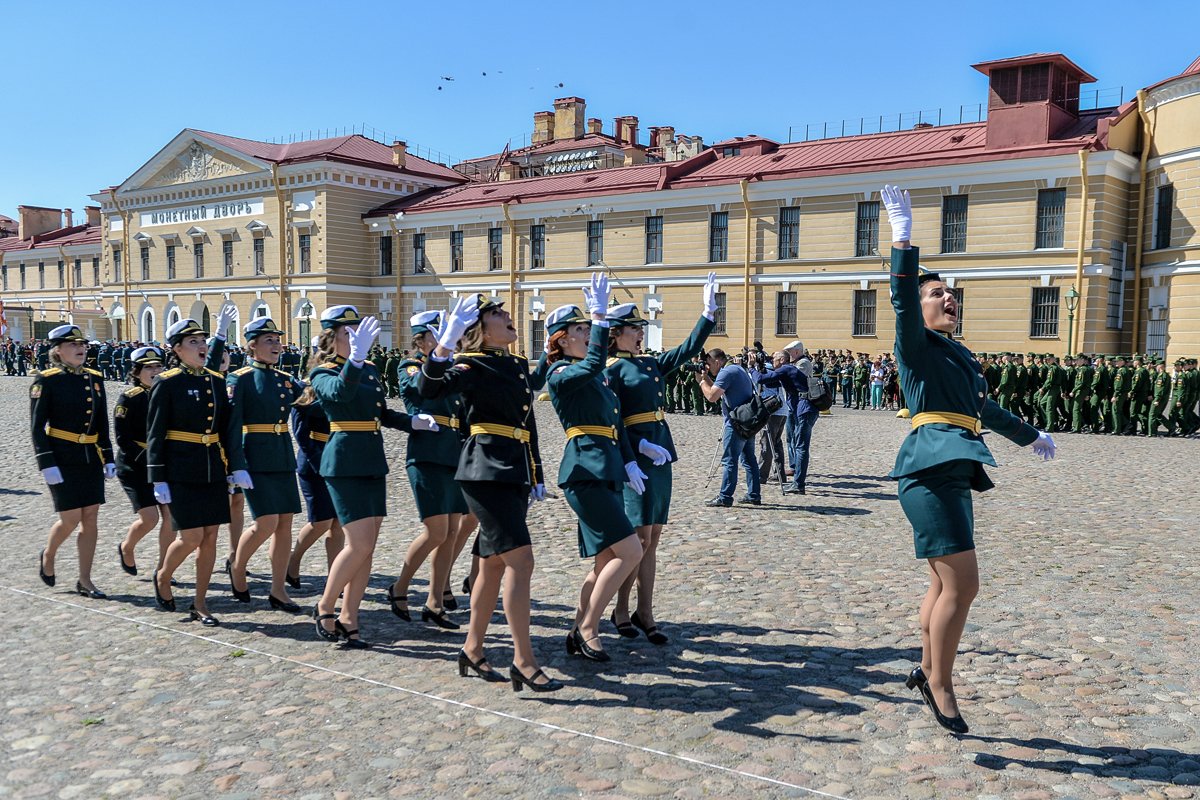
[
  {"left": 458, "top": 132, "right": 632, "bottom": 166},
  {"left": 0, "top": 224, "right": 101, "bottom": 253},
  {"left": 971, "top": 53, "right": 1097, "bottom": 83},
  {"left": 1182, "top": 55, "right": 1200, "bottom": 76}
]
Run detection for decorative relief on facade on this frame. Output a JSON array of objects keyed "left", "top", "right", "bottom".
[
  {"left": 147, "top": 142, "right": 250, "bottom": 187},
  {"left": 1146, "top": 75, "right": 1200, "bottom": 111}
]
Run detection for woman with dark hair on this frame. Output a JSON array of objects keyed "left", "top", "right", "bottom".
[
  {"left": 604, "top": 273, "right": 718, "bottom": 644},
  {"left": 881, "top": 185, "right": 1056, "bottom": 733},
  {"left": 30, "top": 324, "right": 117, "bottom": 597},
  {"left": 308, "top": 306, "right": 438, "bottom": 648},
  {"left": 115, "top": 346, "right": 174, "bottom": 576},
  {"left": 419, "top": 293, "right": 561, "bottom": 691},
  {"left": 149, "top": 318, "right": 252, "bottom": 626}
]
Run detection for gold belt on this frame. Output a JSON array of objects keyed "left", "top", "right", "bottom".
[
  {"left": 243, "top": 423, "right": 288, "bottom": 435},
  {"left": 622, "top": 409, "right": 664, "bottom": 427},
  {"left": 429, "top": 415, "right": 461, "bottom": 430},
  {"left": 329, "top": 420, "right": 382, "bottom": 433},
  {"left": 911, "top": 412, "right": 982, "bottom": 435},
  {"left": 309, "top": 431, "right": 330, "bottom": 443},
  {"left": 566, "top": 425, "right": 618, "bottom": 441},
  {"left": 469, "top": 423, "right": 530, "bottom": 443},
  {"left": 46, "top": 427, "right": 98, "bottom": 444},
  {"left": 166, "top": 430, "right": 220, "bottom": 445}
]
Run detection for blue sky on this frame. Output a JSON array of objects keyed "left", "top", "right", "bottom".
[{"left": 2, "top": 0, "right": 1197, "bottom": 219}]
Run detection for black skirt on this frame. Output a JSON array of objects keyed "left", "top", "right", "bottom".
[
  {"left": 118, "top": 468, "right": 158, "bottom": 512},
  {"left": 168, "top": 481, "right": 233, "bottom": 530},
  {"left": 48, "top": 462, "right": 105, "bottom": 512},
  {"left": 460, "top": 480, "right": 531, "bottom": 558}
]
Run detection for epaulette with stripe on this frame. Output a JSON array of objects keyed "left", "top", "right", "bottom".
[
  {"left": 605, "top": 356, "right": 622, "bottom": 367},
  {"left": 35, "top": 368, "right": 63, "bottom": 377},
  {"left": 123, "top": 386, "right": 145, "bottom": 397},
  {"left": 206, "top": 369, "right": 224, "bottom": 379},
  {"left": 232, "top": 366, "right": 255, "bottom": 376},
  {"left": 158, "top": 368, "right": 182, "bottom": 379},
  {"left": 85, "top": 367, "right": 103, "bottom": 377}
]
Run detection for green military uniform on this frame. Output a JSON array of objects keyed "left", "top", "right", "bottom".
[
  {"left": 1089, "top": 357, "right": 1110, "bottom": 433},
  {"left": 1038, "top": 357, "right": 1065, "bottom": 432},
  {"left": 1069, "top": 357, "right": 1093, "bottom": 433},
  {"left": 996, "top": 356, "right": 1016, "bottom": 411},
  {"left": 1184, "top": 359, "right": 1199, "bottom": 434},
  {"left": 854, "top": 358, "right": 870, "bottom": 409},
  {"left": 1147, "top": 364, "right": 1173, "bottom": 437},
  {"left": 1128, "top": 359, "right": 1152, "bottom": 435},
  {"left": 1110, "top": 357, "right": 1130, "bottom": 435},
  {"left": 686, "top": 362, "right": 705, "bottom": 414}
]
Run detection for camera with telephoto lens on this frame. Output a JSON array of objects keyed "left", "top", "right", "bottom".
[{"left": 680, "top": 361, "right": 706, "bottom": 374}]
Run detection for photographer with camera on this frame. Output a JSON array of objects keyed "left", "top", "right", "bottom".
[
  {"left": 698, "top": 349, "right": 761, "bottom": 507},
  {"left": 755, "top": 351, "right": 792, "bottom": 484}
]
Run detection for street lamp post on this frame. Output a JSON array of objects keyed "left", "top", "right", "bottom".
[{"left": 1064, "top": 286, "right": 1080, "bottom": 357}]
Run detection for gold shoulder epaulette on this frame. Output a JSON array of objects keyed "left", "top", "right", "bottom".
[
  {"left": 123, "top": 386, "right": 145, "bottom": 397},
  {"left": 159, "top": 368, "right": 182, "bottom": 379},
  {"left": 37, "top": 367, "right": 63, "bottom": 377},
  {"left": 606, "top": 356, "right": 622, "bottom": 367},
  {"left": 317, "top": 361, "right": 340, "bottom": 370},
  {"left": 455, "top": 352, "right": 485, "bottom": 359},
  {"left": 205, "top": 369, "right": 224, "bottom": 379},
  {"left": 232, "top": 366, "right": 254, "bottom": 376},
  {"left": 85, "top": 367, "right": 103, "bottom": 377}
]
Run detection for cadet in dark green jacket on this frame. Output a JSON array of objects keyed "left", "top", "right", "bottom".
[
  {"left": 1069, "top": 354, "right": 1093, "bottom": 433},
  {"left": 31, "top": 324, "right": 117, "bottom": 599},
  {"left": 881, "top": 185, "right": 1054, "bottom": 735},
  {"left": 226, "top": 317, "right": 306, "bottom": 614},
  {"left": 1128, "top": 356, "right": 1152, "bottom": 435},
  {"left": 308, "top": 306, "right": 436, "bottom": 649}
]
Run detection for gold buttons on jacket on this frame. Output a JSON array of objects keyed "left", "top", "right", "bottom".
[
  {"left": 522, "top": 405, "right": 529, "bottom": 411},
  {"left": 978, "top": 392, "right": 984, "bottom": 398}
]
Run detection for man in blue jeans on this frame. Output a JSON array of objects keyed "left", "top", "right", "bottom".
[{"left": 698, "top": 348, "right": 761, "bottom": 507}]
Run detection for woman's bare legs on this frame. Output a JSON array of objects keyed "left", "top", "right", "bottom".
[
  {"left": 920, "top": 550, "right": 980, "bottom": 718},
  {"left": 575, "top": 535, "right": 643, "bottom": 652}
]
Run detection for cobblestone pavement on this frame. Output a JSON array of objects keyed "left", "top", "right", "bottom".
[{"left": 2, "top": 376, "right": 1198, "bottom": 800}]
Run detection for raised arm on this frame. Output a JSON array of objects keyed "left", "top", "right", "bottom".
[
  {"left": 882, "top": 186, "right": 925, "bottom": 361},
  {"left": 657, "top": 273, "right": 719, "bottom": 374}
]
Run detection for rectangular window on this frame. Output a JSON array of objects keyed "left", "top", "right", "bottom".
[
  {"left": 587, "top": 221, "right": 603, "bottom": 266},
  {"left": 853, "top": 289, "right": 877, "bottom": 337},
  {"left": 1106, "top": 240, "right": 1127, "bottom": 330},
  {"left": 20, "top": 263, "right": 27, "bottom": 290},
  {"left": 253, "top": 238, "right": 264, "bottom": 275},
  {"left": 1154, "top": 184, "right": 1174, "bottom": 249},
  {"left": 1035, "top": 188, "right": 1067, "bottom": 249},
  {"left": 166, "top": 245, "right": 176, "bottom": 279},
  {"left": 222, "top": 240, "right": 234, "bottom": 277},
  {"left": 712, "top": 292, "right": 727, "bottom": 335},
  {"left": 775, "top": 291, "right": 797, "bottom": 336},
  {"left": 941, "top": 194, "right": 968, "bottom": 253},
  {"left": 74, "top": 258, "right": 82, "bottom": 286},
  {"left": 645, "top": 216, "right": 663, "bottom": 263},
  {"left": 1, "top": 264, "right": 6, "bottom": 291},
  {"left": 950, "top": 287, "right": 965, "bottom": 338},
  {"left": 709, "top": 212, "right": 728, "bottom": 262},
  {"left": 489, "top": 227, "right": 503, "bottom": 271},
  {"left": 779, "top": 206, "right": 800, "bottom": 260},
  {"left": 855, "top": 201, "right": 880, "bottom": 257},
  {"left": 412, "top": 233, "right": 426, "bottom": 274},
  {"left": 529, "top": 225, "right": 544, "bottom": 270},
  {"left": 1146, "top": 318, "right": 1168, "bottom": 359},
  {"left": 450, "top": 230, "right": 464, "bottom": 272},
  {"left": 529, "top": 321, "right": 545, "bottom": 357},
  {"left": 54, "top": 260, "right": 61, "bottom": 288},
  {"left": 298, "top": 233, "right": 311, "bottom": 273},
  {"left": 140, "top": 247, "right": 150, "bottom": 281},
  {"left": 378, "top": 235, "right": 392, "bottom": 276},
  {"left": 43, "top": 261, "right": 50, "bottom": 289},
  {"left": 112, "top": 249, "right": 121, "bottom": 282},
  {"left": 1030, "top": 287, "right": 1060, "bottom": 338},
  {"left": 193, "top": 243, "right": 204, "bottom": 278}
]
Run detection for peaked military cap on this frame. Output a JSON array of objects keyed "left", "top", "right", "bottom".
[
  {"left": 410, "top": 310, "right": 443, "bottom": 336},
  {"left": 545, "top": 304, "right": 590, "bottom": 336},
  {"left": 166, "top": 318, "right": 208, "bottom": 344},
  {"left": 130, "top": 346, "right": 164, "bottom": 366},
  {"left": 47, "top": 324, "right": 87, "bottom": 344},
  {"left": 320, "top": 305, "right": 362, "bottom": 329},
  {"left": 244, "top": 317, "right": 284, "bottom": 340},
  {"left": 917, "top": 271, "right": 942, "bottom": 286},
  {"left": 464, "top": 293, "right": 504, "bottom": 315},
  {"left": 606, "top": 303, "right": 648, "bottom": 327}
]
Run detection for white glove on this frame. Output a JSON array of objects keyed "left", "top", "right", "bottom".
[
  {"left": 230, "top": 469, "right": 255, "bottom": 490},
  {"left": 438, "top": 295, "right": 481, "bottom": 352},
  {"left": 411, "top": 413, "right": 440, "bottom": 432},
  {"left": 104, "top": 463, "right": 117, "bottom": 480},
  {"left": 880, "top": 185, "right": 912, "bottom": 243},
  {"left": 637, "top": 439, "right": 672, "bottom": 466},
  {"left": 702, "top": 271, "right": 720, "bottom": 320},
  {"left": 153, "top": 482, "right": 172, "bottom": 504},
  {"left": 582, "top": 272, "right": 611, "bottom": 316},
  {"left": 42, "top": 466, "right": 64, "bottom": 485},
  {"left": 1031, "top": 431, "right": 1056, "bottom": 461},
  {"left": 624, "top": 462, "right": 647, "bottom": 495},
  {"left": 213, "top": 304, "right": 237, "bottom": 339},
  {"left": 346, "top": 316, "right": 380, "bottom": 364},
  {"left": 530, "top": 483, "right": 547, "bottom": 502}
]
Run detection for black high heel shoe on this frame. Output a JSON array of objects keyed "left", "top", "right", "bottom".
[
  {"left": 461, "top": 576, "right": 472, "bottom": 595},
  {"left": 117, "top": 542, "right": 137, "bottom": 576},
  {"left": 611, "top": 610, "right": 639, "bottom": 639},
  {"left": 75, "top": 582, "right": 107, "bottom": 600},
  {"left": 442, "top": 589, "right": 458, "bottom": 612},
  {"left": 189, "top": 605, "right": 220, "bottom": 627},
  {"left": 334, "top": 620, "right": 371, "bottom": 650},
  {"left": 567, "top": 629, "right": 611, "bottom": 663},
  {"left": 152, "top": 570, "right": 175, "bottom": 612},
  {"left": 509, "top": 665, "right": 563, "bottom": 693},
  {"left": 269, "top": 594, "right": 302, "bottom": 614},
  {"left": 313, "top": 607, "right": 340, "bottom": 642},
  {"left": 630, "top": 611, "right": 668, "bottom": 645},
  {"left": 39, "top": 549, "right": 55, "bottom": 587},
  {"left": 458, "top": 650, "right": 505, "bottom": 682},
  {"left": 918, "top": 682, "right": 969, "bottom": 734},
  {"left": 227, "top": 562, "right": 251, "bottom": 603},
  {"left": 421, "top": 606, "right": 460, "bottom": 630},
  {"left": 285, "top": 571, "right": 301, "bottom": 590},
  {"left": 386, "top": 584, "right": 410, "bottom": 621},
  {"left": 905, "top": 666, "right": 928, "bottom": 690}
]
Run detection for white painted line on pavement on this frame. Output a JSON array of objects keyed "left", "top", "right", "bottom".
[{"left": 4, "top": 585, "right": 854, "bottom": 800}]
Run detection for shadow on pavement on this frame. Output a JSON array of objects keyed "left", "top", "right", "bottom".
[{"left": 966, "top": 734, "right": 1200, "bottom": 784}]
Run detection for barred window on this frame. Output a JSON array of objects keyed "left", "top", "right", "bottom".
[
  {"left": 253, "top": 239, "right": 264, "bottom": 275},
  {"left": 412, "top": 233, "right": 426, "bottom": 274},
  {"left": 712, "top": 292, "right": 727, "bottom": 335},
  {"left": 1154, "top": 184, "right": 1174, "bottom": 249},
  {"left": 530, "top": 225, "right": 544, "bottom": 269},
  {"left": 645, "top": 216, "right": 663, "bottom": 264},
  {"left": 112, "top": 249, "right": 121, "bottom": 282},
  {"left": 529, "top": 321, "right": 545, "bottom": 357},
  {"left": 1146, "top": 318, "right": 1168, "bottom": 359},
  {"left": 379, "top": 235, "right": 393, "bottom": 276},
  {"left": 775, "top": 291, "right": 797, "bottom": 336},
  {"left": 140, "top": 247, "right": 150, "bottom": 280},
  {"left": 779, "top": 206, "right": 800, "bottom": 259},
  {"left": 941, "top": 195, "right": 968, "bottom": 253},
  {"left": 450, "top": 231, "right": 464, "bottom": 272},
  {"left": 74, "top": 258, "right": 83, "bottom": 286},
  {"left": 709, "top": 212, "right": 728, "bottom": 262},
  {"left": 193, "top": 243, "right": 204, "bottom": 278},
  {"left": 91, "top": 257, "right": 99, "bottom": 286},
  {"left": 489, "top": 227, "right": 503, "bottom": 271},
  {"left": 52, "top": 260, "right": 59, "bottom": 288},
  {"left": 1035, "top": 188, "right": 1066, "bottom": 249},
  {"left": 223, "top": 240, "right": 234, "bottom": 277},
  {"left": 950, "top": 287, "right": 964, "bottom": 338},
  {"left": 587, "top": 221, "right": 603, "bottom": 266},
  {"left": 166, "top": 245, "right": 176, "bottom": 279},
  {"left": 1030, "top": 287, "right": 1060, "bottom": 338},
  {"left": 853, "top": 289, "right": 877, "bottom": 337},
  {"left": 19, "top": 263, "right": 26, "bottom": 290},
  {"left": 1107, "top": 241, "right": 1126, "bottom": 330},
  {"left": 299, "top": 234, "right": 311, "bottom": 274},
  {"left": 855, "top": 201, "right": 880, "bottom": 257}
]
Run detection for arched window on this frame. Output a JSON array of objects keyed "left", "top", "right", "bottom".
[{"left": 139, "top": 305, "right": 156, "bottom": 342}]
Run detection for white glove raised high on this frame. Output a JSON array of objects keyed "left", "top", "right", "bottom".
[
  {"left": 346, "top": 316, "right": 380, "bottom": 364},
  {"left": 411, "top": 413, "right": 440, "bottom": 432},
  {"left": 104, "top": 463, "right": 117, "bottom": 480},
  {"left": 153, "top": 482, "right": 172, "bottom": 504},
  {"left": 582, "top": 272, "right": 611, "bottom": 317},
  {"left": 625, "top": 462, "right": 647, "bottom": 495},
  {"left": 229, "top": 469, "right": 255, "bottom": 490},
  {"left": 42, "top": 467, "right": 64, "bottom": 486},
  {"left": 702, "top": 271, "right": 720, "bottom": 320},
  {"left": 214, "top": 304, "right": 237, "bottom": 339},
  {"left": 437, "top": 295, "right": 481, "bottom": 353},
  {"left": 1031, "top": 431, "right": 1056, "bottom": 461},
  {"left": 880, "top": 185, "right": 912, "bottom": 243},
  {"left": 637, "top": 439, "right": 671, "bottom": 466}
]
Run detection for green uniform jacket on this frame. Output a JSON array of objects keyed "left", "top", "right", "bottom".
[
  {"left": 997, "top": 364, "right": 1016, "bottom": 394},
  {"left": 1041, "top": 365, "right": 1066, "bottom": 395},
  {"left": 1131, "top": 367, "right": 1152, "bottom": 400},
  {"left": 548, "top": 324, "right": 636, "bottom": 486},
  {"left": 147, "top": 365, "right": 246, "bottom": 484},
  {"left": 309, "top": 356, "right": 412, "bottom": 478},
  {"left": 604, "top": 314, "right": 715, "bottom": 461},
  {"left": 1112, "top": 366, "right": 1129, "bottom": 396},
  {"left": 1152, "top": 373, "right": 1171, "bottom": 407},
  {"left": 398, "top": 355, "right": 464, "bottom": 468},
  {"left": 30, "top": 366, "right": 114, "bottom": 470},
  {"left": 888, "top": 246, "right": 1037, "bottom": 480},
  {"left": 1071, "top": 366, "right": 1093, "bottom": 398},
  {"left": 227, "top": 360, "right": 305, "bottom": 473}
]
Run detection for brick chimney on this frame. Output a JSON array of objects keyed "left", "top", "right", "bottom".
[
  {"left": 586, "top": 118, "right": 602, "bottom": 135},
  {"left": 17, "top": 205, "right": 63, "bottom": 240},
  {"left": 391, "top": 140, "right": 407, "bottom": 169},
  {"left": 533, "top": 111, "right": 555, "bottom": 145},
  {"left": 85, "top": 206, "right": 101, "bottom": 227},
  {"left": 553, "top": 96, "right": 586, "bottom": 141},
  {"left": 622, "top": 146, "right": 646, "bottom": 166},
  {"left": 614, "top": 116, "right": 640, "bottom": 146},
  {"left": 498, "top": 161, "right": 521, "bottom": 181},
  {"left": 648, "top": 126, "right": 675, "bottom": 149},
  {"left": 63, "top": 208, "right": 74, "bottom": 228},
  {"left": 972, "top": 53, "right": 1096, "bottom": 149}
]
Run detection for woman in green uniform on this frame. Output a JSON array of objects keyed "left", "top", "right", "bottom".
[
  {"left": 149, "top": 319, "right": 252, "bottom": 626},
  {"left": 544, "top": 276, "right": 646, "bottom": 662},
  {"left": 387, "top": 310, "right": 467, "bottom": 630},
  {"left": 604, "top": 274, "right": 718, "bottom": 644},
  {"left": 309, "top": 306, "right": 437, "bottom": 648},
  {"left": 881, "top": 186, "right": 1056, "bottom": 733},
  {"left": 419, "top": 294, "right": 561, "bottom": 691},
  {"left": 30, "top": 324, "right": 117, "bottom": 598},
  {"left": 226, "top": 317, "right": 305, "bottom": 613},
  {"left": 115, "top": 346, "right": 174, "bottom": 576}
]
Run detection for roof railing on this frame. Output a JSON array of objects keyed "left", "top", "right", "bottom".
[{"left": 261, "top": 124, "right": 455, "bottom": 166}]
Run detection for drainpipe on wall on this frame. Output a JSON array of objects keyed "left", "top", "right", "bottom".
[
  {"left": 270, "top": 163, "right": 289, "bottom": 343},
  {"left": 739, "top": 179, "right": 752, "bottom": 346},
  {"left": 1072, "top": 149, "right": 1089, "bottom": 354},
  {"left": 386, "top": 214, "right": 403, "bottom": 340},
  {"left": 108, "top": 189, "right": 131, "bottom": 339},
  {"left": 502, "top": 202, "right": 517, "bottom": 351},
  {"left": 58, "top": 245, "right": 73, "bottom": 324},
  {"left": 1131, "top": 89, "right": 1153, "bottom": 353}
]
